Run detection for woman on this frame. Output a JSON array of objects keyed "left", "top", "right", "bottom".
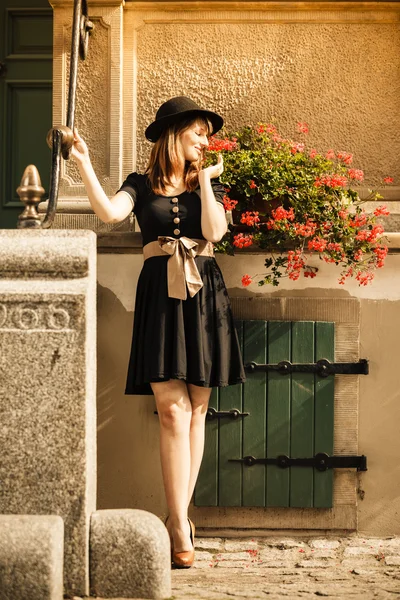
[{"left": 71, "top": 96, "right": 246, "bottom": 568}]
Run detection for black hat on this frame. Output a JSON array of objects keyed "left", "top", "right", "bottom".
[{"left": 145, "top": 96, "right": 224, "bottom": 143}]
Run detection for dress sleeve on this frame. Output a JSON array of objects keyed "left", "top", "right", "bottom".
[
  {"left": 117, "top": 172, "right": 139, "bottom": 212},
  {"left": 211, "top": 176, "right": 227, "bottom": 205}
]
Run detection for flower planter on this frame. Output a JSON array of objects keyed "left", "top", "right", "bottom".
[{"left": 204, "top": 123, "right": 392, "bottom": 287}]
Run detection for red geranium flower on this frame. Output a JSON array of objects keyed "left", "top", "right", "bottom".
[
  {"left": 373, "top": 205, "right": 390, "bottom": 217},
  {"left": 240, "top": 211, "right": 260, "bottom": 226},
  {"left": 348, "top": 169, "right": 364, "bottom": 182},
  {"left": 241, "top": 274, "right": 252, "bottom": 287},
  {"left": 337, "top": 151, "right": 353, "bottom": 165},
  {"left": 233, "top": 233, "right": 254, "bottom": 248},
  {"left": 223, "top": 195, "right": 238, "bottom": 212},
  {"left": 297, "top": 122, "right": 309, "bottom": 134},
  {"left": 207, "top": 136, "right": 238, "bottom": 152}
]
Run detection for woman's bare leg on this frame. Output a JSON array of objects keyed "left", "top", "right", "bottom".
[
  {"left": 186, "top": 384, "right": 212, "bottom": 506},
  {"left": 151, "top": 379, "right": 192, "bottom": 552}
]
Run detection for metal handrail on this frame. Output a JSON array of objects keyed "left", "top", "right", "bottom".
[{"left": 17, "top": 0, "right": 93, "bottom": 229}]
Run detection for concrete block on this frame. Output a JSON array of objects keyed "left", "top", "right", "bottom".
[
  {"left": 0, "top": 230, "right": 97, "bottom": 596},
  {"left": 0, "top": 515, "right": 63, "bottom": 600},
  {"left": 90, "top": 509, "right": 171, "bottom": 599}
]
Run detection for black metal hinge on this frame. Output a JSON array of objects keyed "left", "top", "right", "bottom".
[
  {"left": 244, "top": 359, "right": 369, "bottom": 377},
  {"left": 229, "top": 452, "right": 367, "bottom": 472}
]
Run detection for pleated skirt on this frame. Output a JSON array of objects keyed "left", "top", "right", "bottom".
[{"left": 125, "top": 255, "right": 246, "bottom": 395}]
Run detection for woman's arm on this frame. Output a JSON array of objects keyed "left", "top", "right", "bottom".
[
  {"left": 199, "top": 154, "right": 227, "bottom": 243},
  {"left": 71, "top": 130, "right": 133, "bottom": 224}
]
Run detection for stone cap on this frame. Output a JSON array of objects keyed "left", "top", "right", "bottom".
[{"left": 0, "top": 230, "right": 96, "bottom": 279}]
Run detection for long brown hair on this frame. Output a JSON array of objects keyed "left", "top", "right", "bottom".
[{"left": 145, "top": 115, "right": 213, "bottom": 195}]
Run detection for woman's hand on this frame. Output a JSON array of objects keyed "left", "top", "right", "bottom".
[
  {"left": 199, "top": 153, "right": 224, "bottom": 180},
  {"left": 70, "top": 128, "right": 90, "bottom": 164}
]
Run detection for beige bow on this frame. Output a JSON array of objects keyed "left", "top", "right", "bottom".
[{"left": 158, "top": 236, "right": 204, "bottom": 300}]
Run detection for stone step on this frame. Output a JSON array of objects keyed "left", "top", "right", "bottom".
[
  {"left": 90, "top": 509, "right": 171, "bottom": 599},
  {"left": 0, "top": 514, "right": 64, "bottom": 600}
]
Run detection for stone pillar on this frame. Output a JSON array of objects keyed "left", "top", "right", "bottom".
[
  {"left": 44, "top": 0, "right": 129, "bottom": 232},
  {"left": 0, "top": 230, "right": 97, "bottom": 597}
]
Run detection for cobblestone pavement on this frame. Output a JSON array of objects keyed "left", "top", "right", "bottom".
[
  {"left": 73, "top": 536, "right": 400, "bottom": 600},
  {"left": 171, "top": 536, "right": 400, "bottom": 600}
]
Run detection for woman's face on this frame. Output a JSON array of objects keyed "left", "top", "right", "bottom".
[{"left": 179, "top": 120, "right": 209, "bottom": 163}]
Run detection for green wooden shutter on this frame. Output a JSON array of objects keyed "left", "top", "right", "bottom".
[{"left": 194, "top": 320, "right": 335, "bottom": 509}]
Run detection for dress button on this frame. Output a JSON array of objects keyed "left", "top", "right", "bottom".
[
  {"left": 171, "top": 197, "right": 178, "bottom": 203},
  {"left": 173, "top": 229, "right": 180, "bottom": 235},
  {"left": 172, "top": 206, "right": 179, "bottom": 213},
  {"left": 173, "top": 217, "right": 180, "bottom": 224}
]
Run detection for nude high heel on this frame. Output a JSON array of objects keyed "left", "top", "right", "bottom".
[{"left": 172, "top": 518, "right": 195, "bottom": 568}]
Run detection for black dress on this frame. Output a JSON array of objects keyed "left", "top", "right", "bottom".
[{"left": 118, "top": 172, "right": 246, "bottom": 395}]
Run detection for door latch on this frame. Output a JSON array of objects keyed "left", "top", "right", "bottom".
[{"left": 206, "top": 407, "right": 249, "bottom": 420}]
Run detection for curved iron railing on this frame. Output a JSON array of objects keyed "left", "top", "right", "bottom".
[{"left": 17, "top": 0, "right": 93, "bottom": 229}]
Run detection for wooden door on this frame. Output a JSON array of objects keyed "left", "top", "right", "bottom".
[
  {"left": 0, "top": 0, "right": 52, "bottom": 229},
  {"left": 194, "top": 320, "right": 335, "bottom": 508}
]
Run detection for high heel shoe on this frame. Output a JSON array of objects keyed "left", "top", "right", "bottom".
[{"left": 172, "top": 518, "right": 195, "bottom": 569}]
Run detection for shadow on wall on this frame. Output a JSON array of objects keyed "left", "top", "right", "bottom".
[{"left": 96, "top": 282, "right": 165, "bottom": 516}]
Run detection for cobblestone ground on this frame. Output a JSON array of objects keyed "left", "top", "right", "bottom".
[
  {"left": 171, "top": 536, "right": 400, "bottom": 600},
  {"left": 73, "top": 536, "right": 400, "bottom": 600}
]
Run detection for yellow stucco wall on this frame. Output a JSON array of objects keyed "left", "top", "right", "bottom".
[
  {"left": 53, "top": 2, "right": 400, "bottom": 203},
  {"left": 126, "top": 3, "right": 400, "bottom": 194}
]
